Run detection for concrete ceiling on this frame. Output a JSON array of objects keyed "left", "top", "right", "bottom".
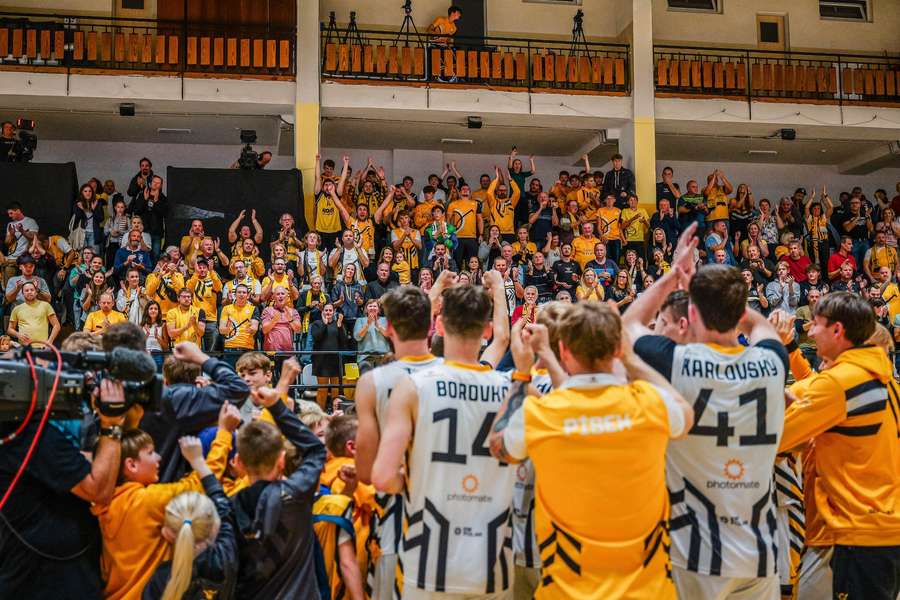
[
  {"left": 655, "top": 133, "right": 899, "bottom": 166},
  {"left": 322, "top": 116, "right": 618, "bottom": 157}
]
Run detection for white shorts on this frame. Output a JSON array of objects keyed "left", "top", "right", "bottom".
[
  {"left": 513, "top": 564, "right": 539, "bottom": 600},
  {"left": 672, "top": 567, "right": 780, "bottom": 600},
  {"left": 402, "top": 588, "right": 512, "bottom": 600},
  {"left": 797, "top": 546, "right": 833, "bottom": 600},
  {"left": 372, "top": 553, "right": 399, "bottom": 600}
]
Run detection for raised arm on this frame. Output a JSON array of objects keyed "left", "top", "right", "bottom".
[
  {"left": 375, "top": 187, "right": 396, "bottom": 225},
  {"left": 480, "top": 269, "right": 511, "bottom": 368},
  {"left": 336, "top": 155, "right": 350, "bottom": 197},
  {"left": 227, "top": 210, "right": 244, "bottom": 244},
  {"left": 250, "top": 209, "right": 263, "bottom": 244},
  {"left": 314, "top": 153, "right": 323, "bottom": 195}
]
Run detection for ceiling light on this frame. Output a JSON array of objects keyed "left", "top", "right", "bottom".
[
  {"left": 748, "top": 150, "right": 778, "bottom": 155},
  {"left": 441, "top": 138, "right": 473, "bottom": 144},
  {"left": 157, "top": 128, "right": 192, "bottom": 134}
]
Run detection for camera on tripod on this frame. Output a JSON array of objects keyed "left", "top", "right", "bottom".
[
  {"left": 238, "top": 129, "right": 259, "bottom": 169},
  {"left": 0, "top": 347, "right": 162, "bottom": 423}
]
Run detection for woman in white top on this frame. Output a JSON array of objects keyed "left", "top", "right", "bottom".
[{"left": 141, "top": 300, "right": 169, "bottom": 370}]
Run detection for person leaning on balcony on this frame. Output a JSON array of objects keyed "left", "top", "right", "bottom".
[{"left": 427, "top": 5, "right": 462, "bottom": 45}]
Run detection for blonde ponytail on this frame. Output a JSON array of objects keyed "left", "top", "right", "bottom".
[{"left": 161, "top": 491, "right": 220, "bottom": 600}]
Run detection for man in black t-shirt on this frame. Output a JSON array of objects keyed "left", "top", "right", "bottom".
[
  {"left": 0, "top": 121, "right": 18, "bottom": 162},
  {"left": 0, "top": 380, "right": 125, "bottom": 599},
  {"left": 551, "top": 242, "right": 581, "bottom": 295}
]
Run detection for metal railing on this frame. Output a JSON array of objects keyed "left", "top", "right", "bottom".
[
  {"left": 0, "top": 11, "right": 295, "bottom": 78},
  {"left": 654, "top": 44, "right": 900, "bottom": 106},
  {"left": 321, "top": 23, "right": 630, "bottom": 94}
]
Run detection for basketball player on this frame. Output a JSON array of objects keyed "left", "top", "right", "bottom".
[
  {"left": 491, "top": 301, "right": 693, "bottom": 599},
  {"left": 372, "top": 283, "right": 515, "bottom": 599},
  {"left": 359, "top": 271, "right": 510, "bottom": 598},
  {"left": 624, "top": 223, "right": 789, "bottom": 599}
]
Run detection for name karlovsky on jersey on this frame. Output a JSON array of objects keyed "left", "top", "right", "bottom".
[{"left": 679, "top": 357, "right": 781, "bottom": 381}]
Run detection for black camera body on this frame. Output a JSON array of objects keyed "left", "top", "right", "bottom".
[{"left": 0, "top": 348, "right": 163, "bottom": 422}]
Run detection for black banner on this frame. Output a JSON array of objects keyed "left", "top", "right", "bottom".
[
  {"left": 165, "top": 167, "right": 304, "bottom": 260},
  {"left": 0, "top": 162, "right": 78, "bottom": 235}
]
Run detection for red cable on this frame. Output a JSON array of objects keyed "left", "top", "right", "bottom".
[
  {"left": 0, "top": 343, "right": 63, "bottom": 512},
  {"left": 0, "top": 351, "right": 39, "bottom": 446}
]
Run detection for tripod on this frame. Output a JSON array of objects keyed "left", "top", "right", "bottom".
[
  {"left": 396, "top": 0, "right": 422, "bottom": 46},
  {"left": 344, "top": 11, "right": 364, "bottom": 47},
  {"left": 570, "top": 9, "right": 589, "bottom": 55}
]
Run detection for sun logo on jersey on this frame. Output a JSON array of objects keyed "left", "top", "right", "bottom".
[
  {"left": 462, "top": 474, "right": 479, "bottom": 494},
  {"left": 723, "top": 458, "right": 746, "bottom": 481}
]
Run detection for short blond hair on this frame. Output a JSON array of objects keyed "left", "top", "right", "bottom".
[{"left": 536, "top": 301, "right": 567, "bottom": 361}]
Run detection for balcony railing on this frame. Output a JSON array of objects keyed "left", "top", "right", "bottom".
[
  {"left": 654, "top": 44, "right": 900, "bottom": 106},
  {"left": 0, "top": 12, "right": 295, "bottom": 79},
  {"left": 320, "top": 24, "right": 630, "bottom": 95}
]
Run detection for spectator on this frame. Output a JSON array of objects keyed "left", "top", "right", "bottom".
[
  {"left": 597, "top": 193, "right": 623, "bottom": 264},
  {"left": 353, "top": 299, "right": 390, "bottom": 367},
  {"left": 5, "top": 254, "right": 51, "bottom": 306},
  {"left": 704, "top": 220, "right": 735, "bottom": 265},
  {"left": 766, "top": 262, "right": 800, "bottom": 315},
  {"left": 145, "top": 255, "right": 185, "bottom": 315},
  {"left": 703, "top": 168, "right": 734, "bottom": 222},
  {"left": 261, "top": 257, "right": 300, "bottom": 305},
  {"left": 739, "top": 221, "right": 770, "bottom": 260},
  {"left": 7, "top": 280, "right": 60, "bottom": 347},
  {"left": 330, "top": 229, "right": 370, "bottom": 286},
  {"left": 113, "top": 228, "right": 154, "bottom": 281},
  {"left": 427, "top": 4, "right": 462, "bottom": 45},
  {"left": 71, "top": 183, "right": 105, "bottom": 254},
  {"left": 827, "top": 236, "right": 858, "bottom": 281},
  {"left": 130, "top": 174, "right": 168, "bottom": 257},
  {"left": 571, "top": 221, "right": 600, "bottom": 270},
  {"left": 448, "top": 182, "right": 483, "bottom": 267},
  {"left": 331, "top": 263, "right": 366, "bottom": 327},
  {"left": 487, "top": 166, "right": 521, "bottom": 243},
  {"left": 656, "top": 166, "right": 681, "bottom": 210},
  {"left": 523, "top": 251, "right": 553, "bottom": 303},
  {"left": 621, "top": 249, "right": 647, "bottom": 293},
  {"left": 126, "top": 157, "right": 153, "bottom": 202},
  {"left": 744, "top": 268, "right": 769, "bottom": 314},
  {"left": 314, "top": 155, "right": 348, "bottom": 250},
  {"left": 232, "top": 389, "right": 325, "bottom": 599},
  {"left": 863, "top": 230, "right": 899, "bottom": 282},
  {"left": 602, "top": 153, "right": 635, "bottom": 208},
  {"left": 222, "top": 259, "right": 261, "bottom": 305},
  {"left": 621, "top": 194, "right": 650, "bottom": 261},
  {"left": 116, "top": 267, "right": 146, "bottom": 324},
  {"left": 575, "top": 269, "right": 604, "bottom": 301},
  {"left": 185, "top": 258, "right": 222, "bottom": 351},
  {"left": 310, "top": 303, "right": 351, "bottom": 409},
  {"left": 585, "top": 242, "right": 618, "bottom": 289},
  {"left": 729, "top": 183, "right": 755, "bottom": 240},
  {"left": 424, "top": 204, "right": 458, "bottom": 260},
  {"left": 365, "top": 261, "right": 399, "bottom": 302},
  {"left": 552, "top": 242, "right": 581, "bottom": 295},
  {"left": 141, "top": 300, "right": 168, "bottom": 367},
  {"left": 179, "top": 219, "right": 207, "bottom": 267},
  {"left": 430, "top": 242, "right": 458, "bottom": 276},
  {"left": 297, "top": 232, "right": 327, "bottom": 287},
  {"left": 261, "top": 286, "right": 302, "bottom": 351},
  {"left": 103, "top": 197, "right": 129, "bottom": 266},
  {"left": 227, "top": 209, "right": 264, "bottom": 255},
  {"left": 740, "top": 244, "right": 775, "bottom": 286},
  {"left": 166, "top": 287, "right": 205, "bottom": 345},
  {"left": 677, "top": 179, "right": 706, "bottom": 231},
  {"left": 219, "top": 284, "right": 259, "bottom": 358},
  {"left": 776, "top": 195, "right": 804, "bottom": 240},
  {"left": 649, "top": 227, "right": 673, "bottom": 263},
  {"left": 608, "top": 270, "right": 636, "bottom": 313},
  {"left": 511, "top": 285, "right": 539, "bottom": 324},
  {"left": 82, "top": 291, "right": 126, "bottom": 333},
  {"left": 757, "top": 198, "right": 779, "bottom": 247},
  {"left": 780, "top": 240, "right": 812, "bottom": 282}
]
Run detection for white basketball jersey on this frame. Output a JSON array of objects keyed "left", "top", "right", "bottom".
[
  {"left": 370, "top": 355, "right": 444, "bottom": 558},
  {"left": 510, "top": 371, "right": 552, "bottom": 569},
  {"left": 403, "top": 361, "right": 514, "bottom": 594},
  {"left": 667, "top": 341, "right": 786, "bottom": 578}
]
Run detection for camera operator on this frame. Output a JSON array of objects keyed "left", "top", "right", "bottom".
[
  {"left": 0, "top": 375, "right": 125, "bottom": 598},
  {"left": 230, "top": 150, "right": 273, "bottom": 169},
  {"left": 142, "top": 340, "right": 249, "bottom": 483},
  {"left": 1, "top": 121, "right": 17, "bottom": 162}
]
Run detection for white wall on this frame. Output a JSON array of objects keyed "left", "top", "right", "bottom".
[
  {"left": 652, "top": 0, "right": 900, "bottom": 54},
  {"left": 31, "top": 140, "right": 294, "bottom": 193}
]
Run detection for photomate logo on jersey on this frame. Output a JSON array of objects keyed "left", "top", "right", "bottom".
[{"left": 563, "top": 414, "right": 633, "bottom": 436}]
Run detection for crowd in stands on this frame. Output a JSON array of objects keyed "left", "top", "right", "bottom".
[{"left": 5, "top": 149, "right": 900, "bottom": 382}]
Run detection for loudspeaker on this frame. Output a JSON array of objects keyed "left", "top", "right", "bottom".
[
  {"left": 780, "top": 128, "right": 796, "bottom": 140},
  {"left": 119, "top": 103, "right": 135, "bottom": 117}
]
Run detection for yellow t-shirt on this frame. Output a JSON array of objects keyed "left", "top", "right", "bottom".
[
  {"left": 427, "top": 16, "right": 457, "bottom": 43},
  {"left": 511, "top": 241, "right": 537, "bottom": 262},
  {"left": 145, "top": 272, "right": 185, "bottom": 315},
  {"left": 10, "top": 300, "right": 55, "bottom": 345},
  {"left": 488, "top": 179, "right": 520, "bottom": 235},
  {"left": 413, "top": 200, "right": 439, "bottom": 233},
  {"left": 186, "top": 274, "right": 221, "bottom": 322},
  {"left": 572, "top": 235, "right": 599, "bottom": 270},
  {"left": 315, "top": 192, "right": 342, "bottom": 234},
  {"left": 165, "top": 306, "right": 204, "bottom": 345},
  {"left": 597, "top": 207, "right": 622, "bottom": 241},
  {"left": 577, "top": 187, "right": 601, "bottom": 213},
  {"left": 706, "top": 185, "right": 730, "bottom": 221},
  {"left": 349, "top": 217, "right": 375, "bottom": 256},
  {"left": 448, "top": 198, "right": 480, "bottom": 239},
  {"left": 83, "top": 309, "right": 127, "bottom": 334},
  {"left": 621, "top": 207, "right": 650, "bottom": 242},
  {"left": 392, "top": 228, "right": 420, "bottom": 270},
  {"left": 392, "top": 258, "right": 411, "bottom": 285},
  {"left": 220, "top": 302, "right": 259, "bottom": 350},
  {"left": 524, "top": 379, "right": 676, "bottom": 599}
]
